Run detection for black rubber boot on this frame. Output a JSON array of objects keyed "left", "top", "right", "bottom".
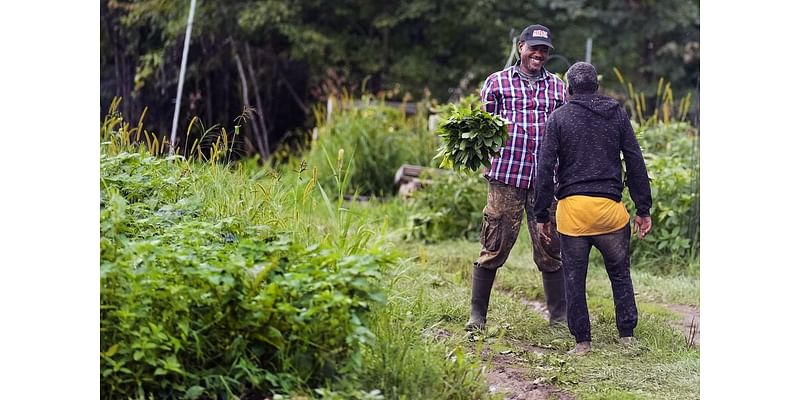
[
  {"left": 542, "top": 268, "right": 567, "bottom": 325},
  {"left": 465, "top": 264, "right": 497, "bottom": 331}
]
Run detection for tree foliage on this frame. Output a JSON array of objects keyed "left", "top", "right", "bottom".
[{"left": 100, "top": 0, "right": 699, "bottom": 160}]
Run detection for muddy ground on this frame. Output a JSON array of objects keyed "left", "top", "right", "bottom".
[{"left": 473, "top": 293, "right": 699, "bottom": 399}]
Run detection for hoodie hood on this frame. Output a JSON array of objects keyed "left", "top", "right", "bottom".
[{"left": 568, "top": 93, "right": 620, "bottom": 120}]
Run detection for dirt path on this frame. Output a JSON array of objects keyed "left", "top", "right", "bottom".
[
  {"left": 475, "top": 337, "right": 574, "bottom": 400},
  {"left": 424, "top": 324, "right": 557, "bottom": 399},
  {"left": 477, "top": 292, "right": 575, "bottom": 399},
  {"left": 469, "top": 292, "right": 698, "bottom": 399},
  {"left": 664, "top": 304, "right": 700, "bottom": 347},
  {"left": 484, "top": 350, "right": 575, "bottom": 400},
  {"left": 515, "top": 295, "right": 550, "bottom": 320}
]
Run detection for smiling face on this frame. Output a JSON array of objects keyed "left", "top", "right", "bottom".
[{"left": 518, "top": 42, "right": 551, "bottom": 75}]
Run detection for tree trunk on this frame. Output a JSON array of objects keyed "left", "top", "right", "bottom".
[
  {"left": 204, "top": 74, "right": 213, "bottom": 127},
  {"left": 198, "top": 38, "right": 215, "bottom": 126},
  {"left": 278, "top": 70, "right": 309, "bottom": 116},
  {"left": 244, "top": 43, "right": 271, "bottom": 156},
  {"left": 231, "top": 40, "right": 268, "bottom": 159}
]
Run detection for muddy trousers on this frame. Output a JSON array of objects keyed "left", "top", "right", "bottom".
[
  {"left": 560, "top": 225, "right": 638, "bottom": 343},
  {"left": 472, "top": 180, "right": 567, "bottom": 325}
]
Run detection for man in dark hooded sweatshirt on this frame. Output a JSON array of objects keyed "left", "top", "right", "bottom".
[{"left": 533, "top": 62, "right": 653, "bottom": 355}]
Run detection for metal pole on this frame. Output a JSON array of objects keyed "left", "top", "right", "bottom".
[
  {"left": 585, "top": 37, "right": 593, "bottom": 64},
  {"left": 169, "top": 0, "right": 198, "bottom": 156},
  {"left": 504, "top": 29, "right": 517, "bottom": 69}
]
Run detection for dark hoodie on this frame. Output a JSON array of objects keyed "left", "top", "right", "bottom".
[{"left": 533, "top": 93, "right": 652, "bottom": 223}]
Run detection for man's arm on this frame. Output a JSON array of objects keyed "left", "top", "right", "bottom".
[
  {"left": 618, "top": 108, "right": 652, "bottom": 217},
  {"left": 533, "top": 115, "right": 560, "bottom": 223},
  {"left": 619, "top": 108, "right": 653, "bottom": 239},
  {"left": 480, "top": 74, "right": 499, "bottom": 114}
]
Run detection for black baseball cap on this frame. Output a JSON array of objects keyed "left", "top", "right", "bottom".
[{"left": 519, "top": 24, "right": 554, "bottom": 49}]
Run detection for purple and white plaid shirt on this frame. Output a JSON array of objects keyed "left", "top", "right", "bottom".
[{"left": 480, "top": 65, "right": 567, "bottom": 189}]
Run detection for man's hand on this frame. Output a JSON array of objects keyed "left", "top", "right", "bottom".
[
  {"left": 633, "top": 215, "right": 652, "bottom": 240},
  {"left": 537, "top": 221, "right": 553, "bottom": 245}
]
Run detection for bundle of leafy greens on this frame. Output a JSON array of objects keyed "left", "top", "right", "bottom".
[{"left": 433, "top": 98, "right": 509, "bottom": 172}]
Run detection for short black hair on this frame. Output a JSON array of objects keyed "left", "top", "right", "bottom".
[{"left": 566, "top": 62, "right": 598, "bottom": 94}]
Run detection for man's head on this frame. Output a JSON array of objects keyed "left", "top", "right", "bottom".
[
  {"left": 566, "top": 62, "right": 598, "bottom": 94},
  {"left": 517, "top": 24, "right": 553, "bottom": 75}
]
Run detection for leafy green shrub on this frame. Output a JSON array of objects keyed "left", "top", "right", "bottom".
[
  {"left": 303, "top": 96, "right": 438, "bottom": 197},
  {"left": 624, "top": 121, "right": 700, "bottom": 266},
  {"left": 406, "top": 170, "right": 486, "bottom": 243},
  {"left": 433, "top": 94, "right": 509, "bottom": 172},
  {"left": 100, "top": 151, "right": 391, "bottom": 399}
]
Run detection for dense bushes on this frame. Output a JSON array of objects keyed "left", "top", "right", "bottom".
[
  {"left": 303, "top": 96, "right": 439, "bottom": 197},
  {"left": 406, "top": 170, "right": 486, "bottom": 242},
  {"left": 100, "top": 152, "right": 390, "bottom": 399},
  {"left": 624, "top": 121, "right": 700, "bottom": 264}
]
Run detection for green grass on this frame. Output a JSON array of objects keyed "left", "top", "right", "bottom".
[
  {"left": 388, "top": 210, "right": 700, "bottom": 399},
  {"left": 352, "top": 257, "right": 494, "bottom": 400}
]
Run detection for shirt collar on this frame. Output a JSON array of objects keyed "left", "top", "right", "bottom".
[{"left": 513, "top": 62, "right": 550, "bottom": 81}]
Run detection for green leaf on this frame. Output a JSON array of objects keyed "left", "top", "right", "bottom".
[
  {"left": 104, "top": 343, "right": 120, "bottom": 357},
  {"left": 185, "top": 386, "right": 205, "bottom": 400}
]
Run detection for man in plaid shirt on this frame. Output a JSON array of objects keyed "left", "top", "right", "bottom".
[{"left": 466, "top": 24, "right": 568, "bottom": 331}]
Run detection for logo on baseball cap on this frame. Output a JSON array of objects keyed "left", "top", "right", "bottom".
[{"left": 519, "top": 24, "right": 554, "bottom": 49}]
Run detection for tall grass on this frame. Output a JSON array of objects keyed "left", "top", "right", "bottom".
[
  {"left": 102, "top": 97, "right": 243, "bottom": 163},
  {"left": 353, "top": 258, "right": 492, "bottom": 399},
  {"left": 611, "top": 68, "right": 694, "bottom": 127},
  {"left": 300, "top": 94, "right": 439, "bottom": 197}
]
